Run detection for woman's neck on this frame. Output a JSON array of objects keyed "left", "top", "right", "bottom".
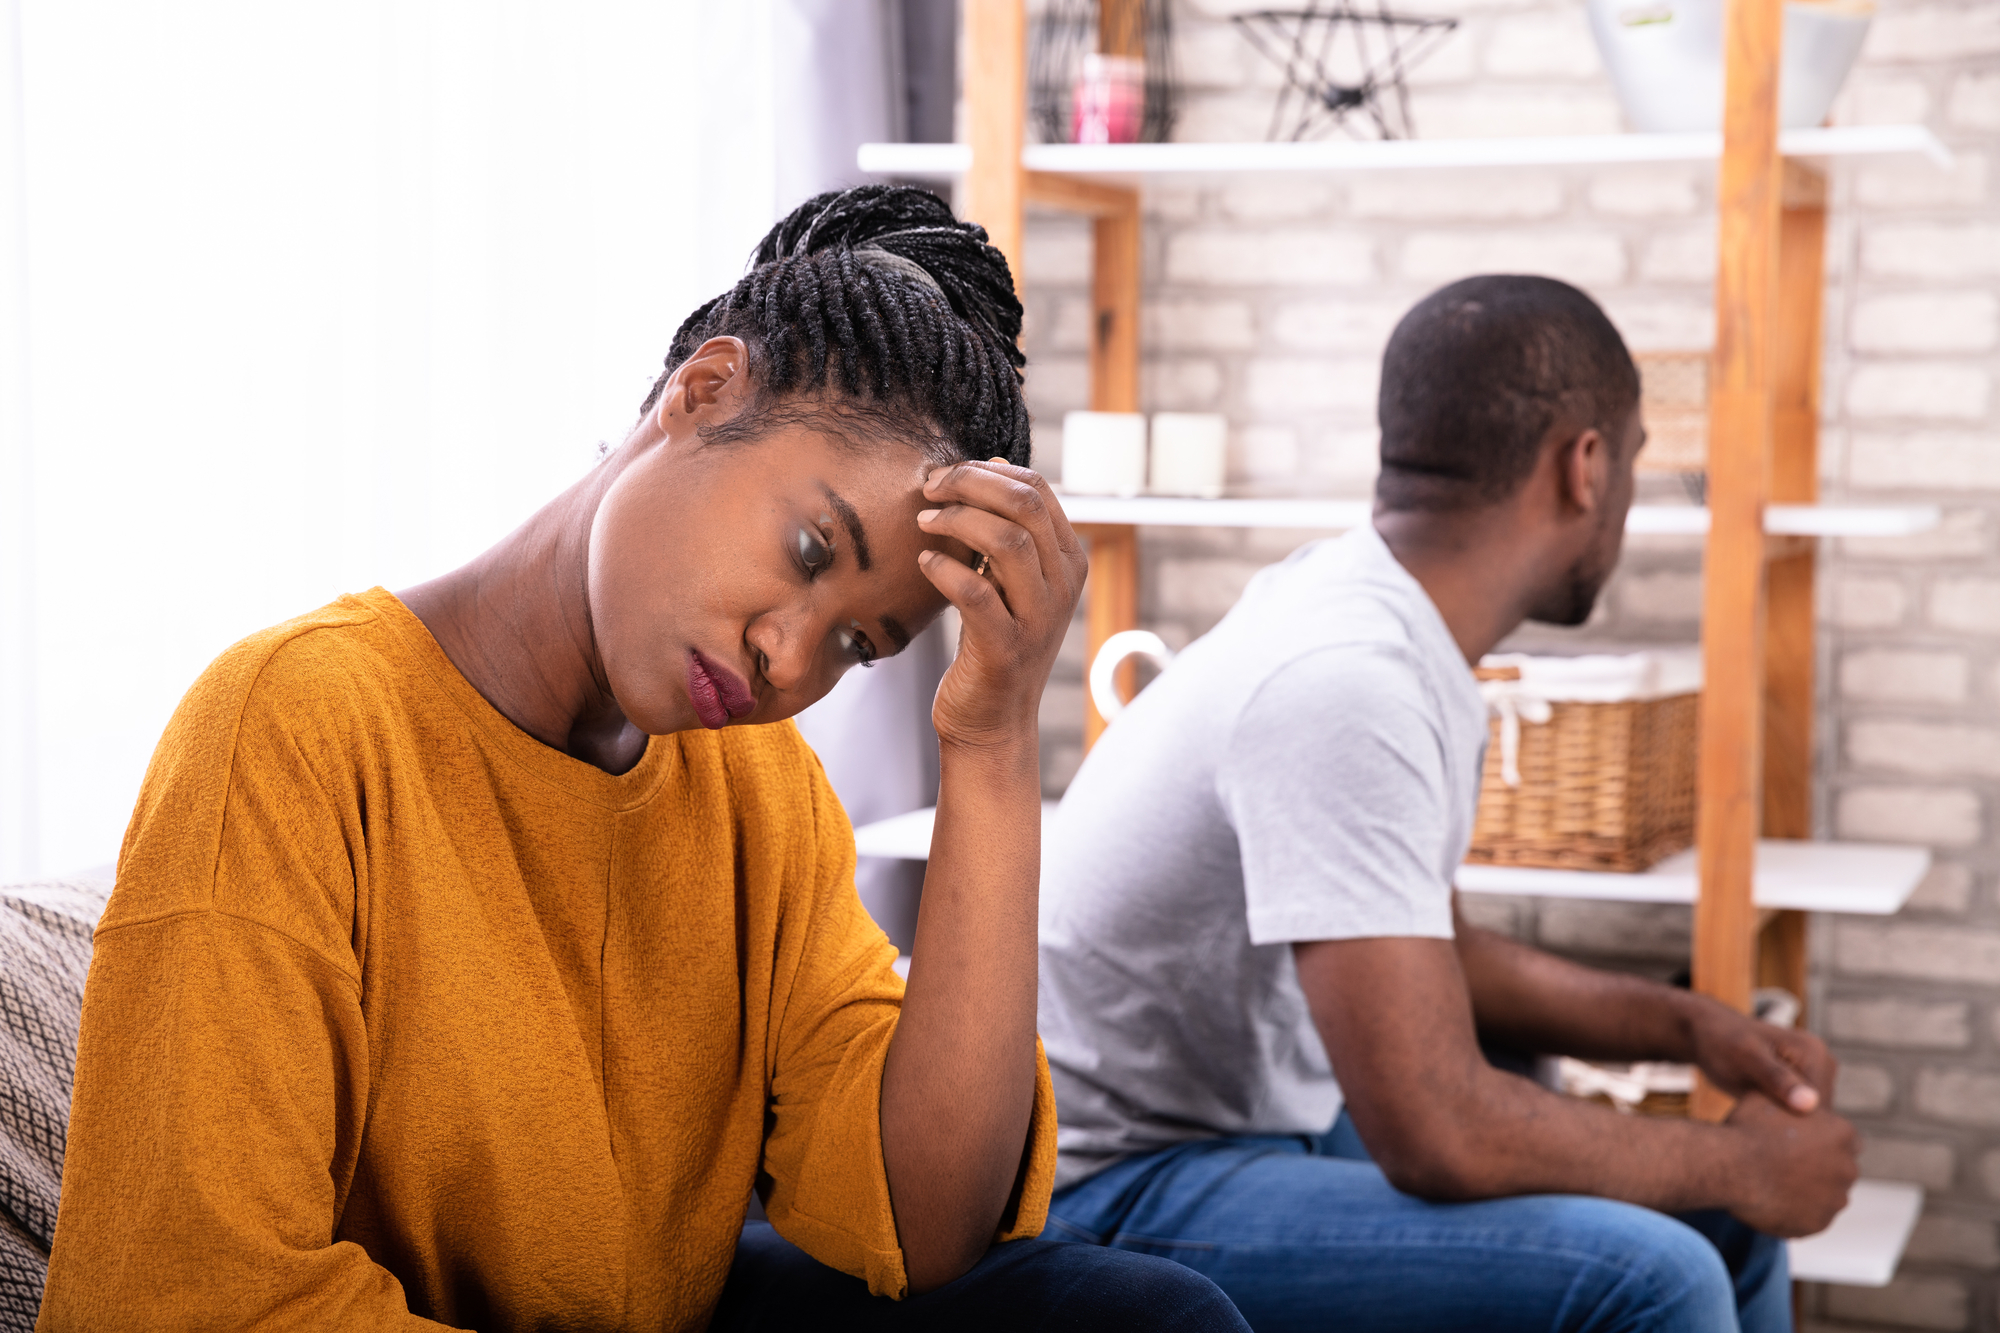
[{"left": 398, "top": 456, "right": 651, "bottom": 774}]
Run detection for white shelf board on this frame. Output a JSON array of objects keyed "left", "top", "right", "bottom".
[
  {"left": 1064, "top": 495, "right": 1372, "bottom": 529},
  {"left": 1058, "top": 494, "right": 1941, "bottom": 539},
  {"left": 1789, "top": 1179, "right": 1924, "bottom": 1288},
  {"left": 1457, "top": 840, "right": 1929, "bottom": 915},
  {"left": 858, "top": 125, "right": 1951, "bottom": 181},
  {"left": 1629, "top": 503, "right": 1944, "bottom": 537},
  {"left": 856, "top": 806, "right": 1929, "bottom": 917}
]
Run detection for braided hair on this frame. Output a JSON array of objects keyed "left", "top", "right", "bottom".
[{"left": 641, "top": 185, "right": 1031, "bottom": 468}]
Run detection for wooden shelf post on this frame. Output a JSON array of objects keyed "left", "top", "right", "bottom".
[
  {"left": 1074, "top": 0, "right": 1147, "bottom": 750},
  {"left": 962, "top": 0, "right": 1027, "bottom": 288},
  {"left": 960, "top": 0, "right": 1145, "bottom": 752},
  {"left": 1075, "top": 163, "right": 1143, "bottom": 747},
  {"left": 1757, "top": 162, "right": 1829, "bottom": 1018},
  {"left": 1693, "top": 0, "right": 1787, "bottom": 1122}
]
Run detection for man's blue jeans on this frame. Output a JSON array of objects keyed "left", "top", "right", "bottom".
[{"left": 1047, "top": 1113, "right": 1789, "bottom": 1333}]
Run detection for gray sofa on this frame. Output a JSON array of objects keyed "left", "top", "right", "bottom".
[{"left": 0, "top": 875, "right": 111, "bottom": 1329}]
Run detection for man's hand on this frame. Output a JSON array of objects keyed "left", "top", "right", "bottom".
[
  {"left": 1302, "top": 923, "right": 1863, "bottom": 1221},
  {"left": 1723, "top": 1092, "right": 1859, "bottom": 1237},
  {"left": 1683, "top": 995, "right": 1838, "bottom": 1115}
]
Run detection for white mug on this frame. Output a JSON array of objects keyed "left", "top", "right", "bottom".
[{"left": 1089, "top": 630, "right": 1176, "bottom": 722}]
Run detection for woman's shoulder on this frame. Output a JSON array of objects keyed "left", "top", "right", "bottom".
[
  {"left": 191, "top": 590, "right": 414, "bottom": 727},
  {"left": 112, "top": 592, "right": 413, "bottom": 941},
  {"left": 147, "top": 591, "right": 423, "bottom": 803}
]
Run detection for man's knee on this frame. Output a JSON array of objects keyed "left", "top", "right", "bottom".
[{"left": 1575, "top": 1202, "right": 1739, "bottom": 1329}]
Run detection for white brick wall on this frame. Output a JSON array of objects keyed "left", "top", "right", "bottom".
[
  {"left": 1840, "top": 648, "right": 1971, "bottom": 704},
  {"left": 1828, "top": 997, "right": 1974, "bottom": 1049},
  {"left": 1851, "top": 293, "right": 2000, "bottom": 354},
  {"left": 1861, "top": 223, "right": 2000, "bottom": 279},
  {"left": 1012, "top": 4, "right": 2000, "bottom": 1321},
  {"left": 1846, "top": 363, "right": 1991, "bottom": 421},
  {"left": 1951, "top": 71, "right": 2000, "bottom": 130},
  {"left": 1164, "top": 228, "right": 1374, "bottom": 285},
  {"left": 1849, "top": 432, "right": 2000, "bottom": 490},
  {"left": 1401, "top": 229, "right": 1626, "bottom": 286}
]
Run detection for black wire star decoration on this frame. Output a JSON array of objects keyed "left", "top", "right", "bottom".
[{"left": 1232, "top": 4, "right": 1460, "bottom": 142}]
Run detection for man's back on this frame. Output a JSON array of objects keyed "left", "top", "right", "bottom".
[
  {"left": 1039, "top": 525, "right": 1487, "bottom": 1186},
  {"left": 1035, "top": 274, "right": 1850, "bottom": 1333}
]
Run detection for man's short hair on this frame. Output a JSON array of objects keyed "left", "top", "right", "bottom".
[{"left": 1375, "top": 275, "right": 1640, "bottom": 512}]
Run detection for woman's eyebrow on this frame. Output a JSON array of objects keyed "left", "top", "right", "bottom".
[{"left": 819, "top": 486, "right": 872, "bottom": 571}]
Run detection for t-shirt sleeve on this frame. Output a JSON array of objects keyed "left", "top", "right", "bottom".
[
  {"left": 39, "top": 644, "right": 446, "bottom": 1330},
  {"left": 1218, "top": 644, "right": 1458, "bottom": 947},
  {"left": 756, "top": 755, "right": 1057, "bottom": 1301}
]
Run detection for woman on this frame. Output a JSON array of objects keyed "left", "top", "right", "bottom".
[{"left": 38, "top": 187, "right": 1247, "bottom": 1331}]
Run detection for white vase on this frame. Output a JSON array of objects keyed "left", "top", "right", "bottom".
[
  {"left": 1148, "top": 412, "right": 1228, "bottom": 499},
  {"left": 1586, "top": 0, "right": 1874, "bottom": 134},
  {"left": 1060, "top": 411, "right": 1149, "bottom": 497}
]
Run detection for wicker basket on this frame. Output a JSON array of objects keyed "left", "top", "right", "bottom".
[
  {"left": 1633, "top": 350, "right": 1709, "bottom": 474},
  {"left": 1468, "top": 661, "right": 1700, "bottom": 873}
]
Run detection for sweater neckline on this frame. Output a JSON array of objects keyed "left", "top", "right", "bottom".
[{"left": 358, "top": 586, "right": 677, "bottom": 812}]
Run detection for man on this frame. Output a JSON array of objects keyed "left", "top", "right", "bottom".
[{"left": 1037, "top": 275, "right": 1858, "bottom": 1333}]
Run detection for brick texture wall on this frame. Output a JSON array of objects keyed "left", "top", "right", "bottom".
[{"left": 1011, "top": 1, "right": 2000, "bottom": 1326}]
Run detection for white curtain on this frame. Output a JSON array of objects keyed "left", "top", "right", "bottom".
[
  {"left": 777, "top": 0, "right": 949, "bottom": 952},
  {"left": 0, "top": 2, "right": 789, "bottom": 876}
]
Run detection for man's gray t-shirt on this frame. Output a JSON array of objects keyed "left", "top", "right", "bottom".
[{"left": 1038, "top": 524, "right": 1490, "bottom": 1187}]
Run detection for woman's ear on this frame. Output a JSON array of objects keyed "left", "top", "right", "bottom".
[{"left": 654, "top": 337, "right": 751, "bottom": 433}]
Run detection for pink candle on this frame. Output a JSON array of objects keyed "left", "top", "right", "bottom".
[{"left": 1072, "top": 54, "right": 1144, "bottom": 145}]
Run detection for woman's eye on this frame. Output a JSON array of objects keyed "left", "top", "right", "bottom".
[
  {"left": 836, "top": 623, "right": 878, "bottom": 668},
  {"left": 795, "top": 527, "right": 833, "bottom": 577}
]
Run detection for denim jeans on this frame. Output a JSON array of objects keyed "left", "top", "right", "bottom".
[
  {"left": 713, "top": 1221, "right": 1252, "bottom": 1331},
  {"left": 1047, "top": 1113, "right": 1789, "bottom": 1333}
]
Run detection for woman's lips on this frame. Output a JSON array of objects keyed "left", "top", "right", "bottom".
[{"left": 687, "top": 650, "right": 756, "bottom": 730}]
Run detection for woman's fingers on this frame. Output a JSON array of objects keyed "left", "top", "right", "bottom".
[
  {"left": 916, "top": 502, "right": 1045, "bottom": 603},
  {"left": 924, "top": 461, "right": 1084, "bottom": 598},
  {"left": 917, "top": 547, "right": 1010, "bottom": 633},
  {"left": 917, "top": 462, "right": 1086, "bottom": 750}
]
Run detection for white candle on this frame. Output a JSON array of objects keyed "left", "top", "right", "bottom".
[
  {"left": 1149, "top": 412, "right": 1228, "bottom": 498},
  {"left": 1060, "top": 411, "right": 1148, "bottom": 497}
]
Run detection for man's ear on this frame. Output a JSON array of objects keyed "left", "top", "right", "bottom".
[
  {"left": 1557, "top": 424, "right": 1610, "bottom": 516},
  {"left": 653, "top": 337, "right": 750, "bottom": 432}
]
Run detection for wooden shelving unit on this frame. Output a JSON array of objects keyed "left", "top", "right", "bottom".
[{"left": 858, "top": 0, "right": 1952, "bottom": 1288}]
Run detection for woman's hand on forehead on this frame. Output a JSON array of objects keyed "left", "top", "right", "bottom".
[{"left": 915, "top": 459, "right": 1086, "bottom": 751}]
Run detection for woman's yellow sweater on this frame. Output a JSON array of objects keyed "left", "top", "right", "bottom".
[{"left": 38, "top": 588, "right": 1056, "bottom": 1331}]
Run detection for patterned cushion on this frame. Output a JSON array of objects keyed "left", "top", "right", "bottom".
[{"left": 0, "top": 879, "right": 110, "bottom": 1329}]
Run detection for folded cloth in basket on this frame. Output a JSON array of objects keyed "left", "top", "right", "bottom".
[
  {"left": 0, "top": 877, "right": 111, "bottom": 1331},
  {"left": 1479, "top": 649, "right": 1703, "bottom": 703},
  {"left": 1477, "top": 649, "right": 1702, "bottom": 787}
]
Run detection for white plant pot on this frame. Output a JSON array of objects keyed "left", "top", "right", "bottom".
[{"left": 1587, "top": 0, "right": 1874, "bottom": 133}]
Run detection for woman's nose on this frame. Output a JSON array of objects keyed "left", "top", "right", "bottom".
[{"left": 745, "top": 611, "right": 820, "bottom": 695}]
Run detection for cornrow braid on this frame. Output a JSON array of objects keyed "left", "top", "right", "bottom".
[{"left": 641, "top": 184, "right": 1031, "bottom": 468}]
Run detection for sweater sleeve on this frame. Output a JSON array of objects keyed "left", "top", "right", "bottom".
[
  {"left": 38, "top": 643, "right": 445, "bottom": 1331},
  {"left": 755, "top": 753, "right": 1058, "bottom": 1301}
]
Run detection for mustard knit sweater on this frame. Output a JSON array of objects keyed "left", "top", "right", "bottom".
[{"left": 38, "top": 589, "right": 1056, "bottom": 1331}]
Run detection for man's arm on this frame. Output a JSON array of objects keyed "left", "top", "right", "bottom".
[
  {"left": 1293, "top": 931, "right": 1858, "bottom": 1237},
  {"left": 1453, "top": 898, "right": 1834, "bottom": 1112}
]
